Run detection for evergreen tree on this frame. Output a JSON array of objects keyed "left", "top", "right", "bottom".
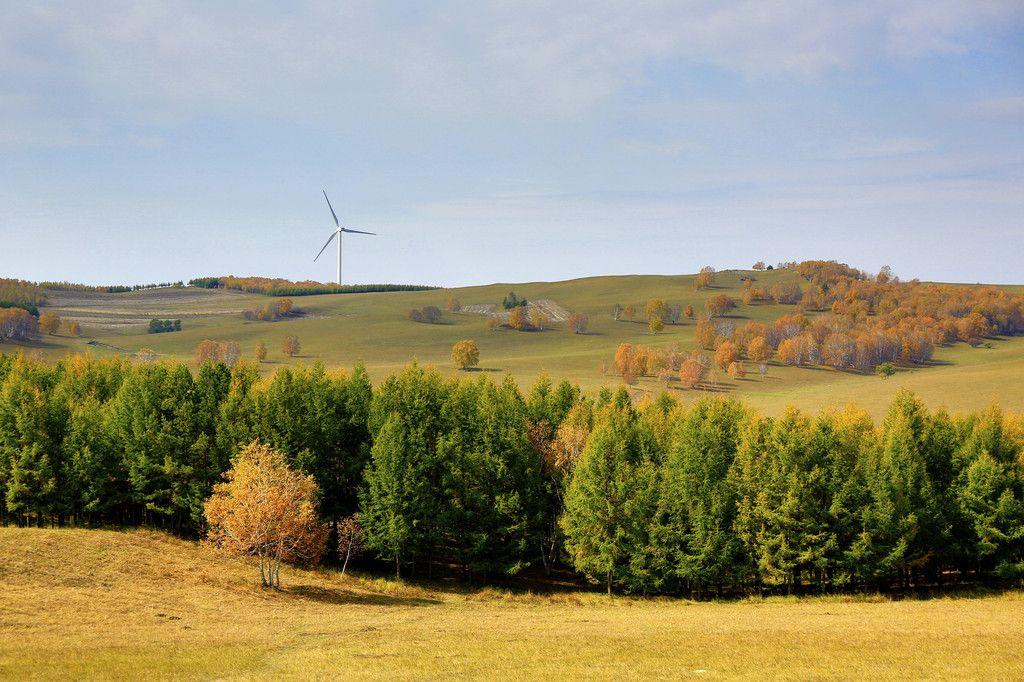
[
  {"left": 657, "top": 398, "right": 747, "bottom": 597},
  {"left": 561, "top": 407, "right": 659, "bottom": 594},
  {"left": 959, "top": 454, "right": 1024, "bottom": 580},
  {"left": 360, "top": 414, "right": 426, "bottom": 578},
  {"left": 852, "top": 397, "right": 942, "bottom": 587}
]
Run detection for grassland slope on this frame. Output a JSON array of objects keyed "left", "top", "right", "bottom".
[
  {"left": 13, "top": 269, "right": 1024, "bottom": 417},
  {"left": 1, "top": 528, "right": 1023, "bottom": 679}
]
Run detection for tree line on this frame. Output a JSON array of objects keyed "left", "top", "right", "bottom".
[
  {"left": 188, "top": 276, "right": 437, "bottom": 297},
  {"left": 0, "top": 352, "right": 1021, "bottom": 595}
]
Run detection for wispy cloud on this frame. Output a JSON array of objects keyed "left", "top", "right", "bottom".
[
  {"left": 829, "top": 136, "right": 935, "bottom": 160},
  {"left": 964, "top": 96, "right": 1024, "bottom": 121}
]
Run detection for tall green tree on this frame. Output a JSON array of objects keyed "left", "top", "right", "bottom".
[
  {"left": 360, "top": 414, "right": 427, "bottom": 578},
  {"left": 561, "top": 406, "right": 660, "bottom": 594},
  {"left": 657, "top": 398, "right": 747, "bottom": 597}
]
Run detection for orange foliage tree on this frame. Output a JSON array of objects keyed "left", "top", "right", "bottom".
[
  {"left": 714, "top": 340, "right": 740, "bottom": 371},
  {"left": 451, "top": 339, "right": 480, "bottom": 370},
  {"left": 39, "top": 312, "right": 61, "bottom": 335},
  {"left": 567, "top": 312, "right": 589, "bottom": 334},
  {"left": 705, "top": 294, "right": 736, "bottom": 318},
  {"left": 508, "top": 306, "right": 528, "bottom": 331},
  {"left": 694, "top": 266, "right": 715, "bottom": 290},
  {"left": 644, "top": 298, "right": 668, "bottom": 324},
  {"left": 695, "top": 319, "right": 717, "bottom": 349},
  {"left": 282, "top": 335, "right": 301, "bottom": 357},
  {"left": 204, "top": 441, "right": 328, "bottom": 588},
  {"left": 678, "top": 358, "right": 706, "bottom": 388}
]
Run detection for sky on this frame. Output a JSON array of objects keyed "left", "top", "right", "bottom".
[{"left": 1, "top": 1, "right": 1023, "bottom": 287}]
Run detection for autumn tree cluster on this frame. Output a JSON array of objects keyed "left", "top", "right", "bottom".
[
  {"left": 243, "top": 298, "right": 298, "bottom": 322},
  {"left": 0, "top": 279, "right": 46, "bottom": 314},
  {"left": 408, "top": 305, "right": 442, "bottom": 324},
  {"left": 0, "top": 309, "right": 38, "bottom": 342},
  {"left": 613, "top": 298, "right": 682, "bottom": 334},
  {"left": 195, "top": 339, "right": 242, "bottom": 367},
  {"left": 698, "top": 262, "right": 1024, "bottom": 375},
  {"left": 0, "top": 353, "right": 1021, "bottom": 594}
]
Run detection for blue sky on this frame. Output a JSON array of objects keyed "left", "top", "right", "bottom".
[{"left": 2, "top": 2, "right": 1022, "bottom": 286}]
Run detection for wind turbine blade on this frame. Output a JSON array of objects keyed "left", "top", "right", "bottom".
[
  {"left": 323, "top": 190, "right": 340, "bottom": 227},
  {"left": 314, "top": 231, "right": 338, "bottom": 261},
  {"left": 340, "top": 228, "right": 376, "bottom": 235}
]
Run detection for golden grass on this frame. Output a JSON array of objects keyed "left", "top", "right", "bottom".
[{"left": 1, "top": 528, "right": 1022, "bottom": 680}]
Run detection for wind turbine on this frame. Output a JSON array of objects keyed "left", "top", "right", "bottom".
[{"left": 314, "top": 190, "right": 376, "bottom": 284}]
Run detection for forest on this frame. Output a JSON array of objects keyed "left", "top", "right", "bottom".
[{"left": 0, "top": 352, "right": 1021, "bottom": 596}]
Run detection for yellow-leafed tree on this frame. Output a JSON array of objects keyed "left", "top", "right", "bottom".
[
  {"left": 282, "top": 335, "right": 301, "bottom": 357},
  {"left": 39, "top": 312, "right": 61, "bottom": 335},
  {"left": 204, "top": 441, "right": 327, "bottom": 588},
  {"left": 451, "top": 339, "right": 480, "bottom": 370}
]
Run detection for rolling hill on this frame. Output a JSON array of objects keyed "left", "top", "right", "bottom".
[
  {"left": 14, "top": 267, "right": 1024, "bottom": 418},
  {"left": 2, "top": 527, "right": 1022, "bottom": 679}
]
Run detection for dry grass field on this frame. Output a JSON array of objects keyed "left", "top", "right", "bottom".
[{"left": 1, "top": 527, "right": 1022, "bottom": 680}]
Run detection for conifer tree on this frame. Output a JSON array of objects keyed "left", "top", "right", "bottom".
[
  {"left": 561, "top": 407, "right": 659, "bottom": 594},
  {"left": 360, "top": 413, "right": 423, "bottom": 578},
  {"left": 657, "top": 398, "right": 746, "bottom": 597}
]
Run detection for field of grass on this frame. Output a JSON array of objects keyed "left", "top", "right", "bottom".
[
  {"left": 1, "top": 527, "right": 1022, "bottom": 680},
  {"left": 16, "top": 268, "right": 1024, "bottom": 418}
]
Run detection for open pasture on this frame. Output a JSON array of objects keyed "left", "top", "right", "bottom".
[
  {"left": 16, "top": 268, "right": 1024, "bottom": 418},
  {"left": 1, "top": 528, "right": 1022, "bottom": 680}
]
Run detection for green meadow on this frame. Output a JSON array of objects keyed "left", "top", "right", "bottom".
[{"left": 23, "top": 267, "right": 1024, "bottom": 418}]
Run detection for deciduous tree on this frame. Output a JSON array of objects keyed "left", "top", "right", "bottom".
[
  {"left": 568, "top": 313, "right": 589, "bottom": 334},
  {"left": 508, "top": 306, "right": 528, "bottom": 331},
  {"left": 337, "top": 513, "right": 364, "bottom": 576},
  {"left": 451, "top": 339, "right": 480, "bottom": 370},
  {"left": 195, "top": 339, "right": 219, "bottom": 365},
  {"left": 39, "top": 312, "right": 61, "bottom": 335},
  {"left": 705, "top": 294, "right": 736, "bottom": 318},
  {"left": 530, "top": 307, "right": 549, "bottom": 331},
  {"left": 645, "top": 298, "right": 668, "bottom": 324},
  {"left": 204, "top": 441, "right": 328, "bottom": 588},
  {"left": 282, "top": 335, "right": 301, "bottom": 357},
  {"left": 714, "top": 340, "right": 740, "bottom": 371}
]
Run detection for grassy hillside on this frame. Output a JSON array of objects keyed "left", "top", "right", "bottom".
[
  {"left": 16, "top": 269, "right": 1024, "bottom": 418},
  {"left": 1, "top": 528, "right": 1022, "bottom": 680}
]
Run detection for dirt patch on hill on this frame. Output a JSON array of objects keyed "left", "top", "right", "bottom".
[
  {"left": 461, "top": 299, "right": 571, "bottom": 323},
  {"left": 45, "top": 287, "right": 259, "bottom": 331}
]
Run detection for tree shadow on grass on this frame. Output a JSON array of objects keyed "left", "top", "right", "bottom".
[{"left": 286, "top": 584, "right": 440, "bottom": 607}]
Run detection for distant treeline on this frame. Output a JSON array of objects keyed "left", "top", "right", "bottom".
[
  {"left": 188, "top": 276, "right": 437, "bottom": 297},
  {"left": 41, "top": 281, "right": 186, "bottom": 294},
  {"left": 0, "top": 279, "right": 46, "bottom": 315},
  {"left": 0, "top": 353, "right": 1021, "bottom": 595}
]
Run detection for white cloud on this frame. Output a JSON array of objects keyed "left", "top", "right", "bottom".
[{"left": 2, "top": 1, "right": 1022, "bottom": 141}]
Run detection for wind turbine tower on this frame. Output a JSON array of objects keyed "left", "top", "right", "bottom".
[{"left": 314, "top": 190, "right": 376, "bottom": 284}]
